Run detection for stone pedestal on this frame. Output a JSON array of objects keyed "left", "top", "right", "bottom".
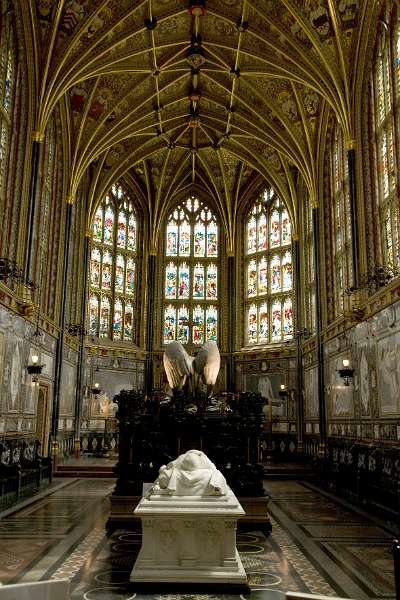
[{"left": 131, "top": 489, "right": 248, "bottom": 589}]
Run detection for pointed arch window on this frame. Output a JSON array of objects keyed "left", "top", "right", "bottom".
[
  {"left": 303, "top": 195, "right": 316, "bottom": 333},
  {"left": 89, "top": 183, "right": 138, "bottom": 341},
  {"left": 328, "top": 121, "right": 352, "bottom": 317},
  {"left": 163, "top": 195, "right": 219, "bottom": 345},
  {"left": 245, "top": 189, "right": 293, "bottom": 345},
  {"left": 369, "top": 4, "right": 400, "bottom": 269},
  {"left": 0, "top": 6, "right": 16, "bottom": 232}
]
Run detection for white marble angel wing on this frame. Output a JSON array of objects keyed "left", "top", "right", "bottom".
[
  {"left": 194, "top": 340, "right": 220, "bottom": 386},
  {"left": 163, "top": 341, "right": 194, "bottom": 390}
]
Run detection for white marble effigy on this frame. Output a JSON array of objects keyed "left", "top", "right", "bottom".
[{"left": 130, "top": 450, "right": 247, "bottom": 587}]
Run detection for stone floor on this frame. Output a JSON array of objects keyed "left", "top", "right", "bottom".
[{"left": 0, "top": 478, "right": 396, "bottom": 599}]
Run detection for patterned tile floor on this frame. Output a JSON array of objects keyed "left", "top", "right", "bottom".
[{"left": 0, "top": 478, "right": 396, "bottom": 599}]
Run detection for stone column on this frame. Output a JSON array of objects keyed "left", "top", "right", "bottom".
[
  {"left": 227, "top": 254, "right": 236, "bottom": 391},
  {"left": 145, "top": 253, "right": 156, "bottom": 396},
  {"left": 293, "top": 238, "right": 304, "bottom": 452},
  {"left": 312, "top": 206, "right": 326, "bottom": 456},
  {"left": 74, "top": 233, "right": 90, "bottom": 458},
  {"left": 51, "top": 198, "right": 73, "bottom": 455}
]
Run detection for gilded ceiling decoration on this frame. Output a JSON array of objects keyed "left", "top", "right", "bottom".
[{"left": 28, "top": 0, "right": 373, "bottom": 251}]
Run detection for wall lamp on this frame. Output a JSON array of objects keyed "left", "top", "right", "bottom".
[
  {"left": 27, "top": 353, "right": 44, "bottom": 385},
  {"left": 338, "top": 358, "right": 354, "bottom": 386},
  {"left": 279, "top": 384, "right": 288, "bottom": 397},
  {"left": 92, "top": 382, "right": 101, "bottom": 395}
]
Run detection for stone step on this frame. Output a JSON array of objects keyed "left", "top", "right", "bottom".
[
  {"left": 56, "top": 464, "right": 114, "bottom": 472},
  {"left": 54, "top": 469, "right": 115, "bottom": 478}
]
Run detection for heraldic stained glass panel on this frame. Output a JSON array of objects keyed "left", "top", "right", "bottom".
[
  {"left": 89, "top": 183, "right": 138, "bottom": 341},
  {"left": 163, "top": 196, "right": 219, "bottom": 345},
  {"left": 245, "top": 191, "right": 294, "bottom": 344}
]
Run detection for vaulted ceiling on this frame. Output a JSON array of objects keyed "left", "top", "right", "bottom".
[{"left": 27, "top": 0, "right": 374, "bottom": 251}]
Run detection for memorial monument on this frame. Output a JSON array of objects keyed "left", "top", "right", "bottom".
[
  {"left": 130, "top": 449, "right": 249, "bottom": 591},
  {"left": 163, "top": 340, "right": 220, "bottom": 399}
]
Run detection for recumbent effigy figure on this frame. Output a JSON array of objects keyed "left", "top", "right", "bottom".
[
  {"left": 148, "top": 449, "right": 228, "bottom": 497},
  {"left": 163, "top": 340, "right": 220, "bottom": 399}
]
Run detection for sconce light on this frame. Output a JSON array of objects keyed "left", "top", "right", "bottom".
[
  {"left": 27, "top": 352, "right": 44, "bottom": 384},
  {"left": 338, "top": 358, "right": 354, "bottom": 386},
  {"left": 92, "top": 382, "right": 101, "bottom": 395},
  {"left": 279, "top": 383, "right": 288, "bottom": 397}
]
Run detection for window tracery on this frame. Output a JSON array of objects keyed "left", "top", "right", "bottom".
[
  {"left": 163, "top": 196, "right": 219, "bottom": 345},
  {"left": 89, "top": 183, "right": 137, "bottom": 341},
  {"left": 328, "top": 122, "right": 352, "bottom": 316},
  {"left": 245, "top": 189, "right": 293, "bottom": 345},
  {"left": 303, "top": 196, "right": 315, "bottom": 333},
  {"left": 0, "top": 7, "right": 16, "bottom": 225},
  {"left": 369, "top": 5, "right": 400, "bottom": 269}
]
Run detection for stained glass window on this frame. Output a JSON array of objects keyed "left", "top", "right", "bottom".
[
  {"left": 177, "top": 306, "right": 189, "bottom": 344},
  {"left": 100, "top": 297, "right": 111, "bottom": 338},
  {"left": 124, "top": 302, "right": 134, "bottom": 338},
  {"left": 369, "top": 3, "right": 400, "bottom": 273},
  {"left": 115, "top": 254, "right": 125, "bottom": 292},
  {"left": 0, "top": 9, "right": 16, "bottom": 227},
  {"left": 178, "top": 263, "right": 190, "bottom": 299},
  {"left": 165, "top": 262, "right": 177, "bottom": 299},
  {"left": 259, "top": 303, "right": 269, "bottom": 342},
  {"left": 127, "top": 214, "right": 137, "bottom": 251},
  {"left": 194, "top": 222, "right": 205, "bottom": 256},
  {"left": 248, "top": 261, "right": 257, "bottom": 297},
  {"left": 102, "top": 251, "right": 113, "bottom": 290},
  {"left": 271, "top": 300, "right": 282, "bottom": 341},
  {"left": 91, "top": 248, "right": 101, "bottom": 287},
  {"left": 113, "top": 298, "right": 123, "bottom": 339},
  {"left": 193, "top": 305, "right": 205, "bottom": 345},
  {"left": 206, "top": 264, "right": 217, "bottom": 299},
  {"left": 328, "top": 119, "right": 352, "bottom": 317},
  {"left": 206, "top": 306, "right": 218, "bottom": 341},
  {"left": 193, "top": 264, "right": 204, "bottom": 298},
  {"left": 89, "top": 295, "right": 99, "bottom": 336},
  {"left": 117, "top": 210, "right": 126, "bottom": 248},
  {"left": 303, "top": 196, "right": 315, "bottom": 334},
  {"left": 36, "top": 116, "right": 64, "bottom": 319},
  {"left": 245, "top": 190, "right": 294, "bottom": 344},
  {"left": 104, "top": 202, "right": 114, "bottom": 245},
  {"left": 126, "top": 258, "right": 135, "bottom": 295},
  {"left": 163, "top": 195, "right": 219, "bottom": 345},
  {"left": 89, "top": 182, "right": 138, "bottom": 341}
]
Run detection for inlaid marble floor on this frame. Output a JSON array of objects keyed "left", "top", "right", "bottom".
[{"left": 0, "top": 478, "right": 395, "bottom": 599}]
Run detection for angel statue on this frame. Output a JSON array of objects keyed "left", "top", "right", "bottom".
[{"left": 163, "top": 340, "right": 220, "bottom": 400}]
